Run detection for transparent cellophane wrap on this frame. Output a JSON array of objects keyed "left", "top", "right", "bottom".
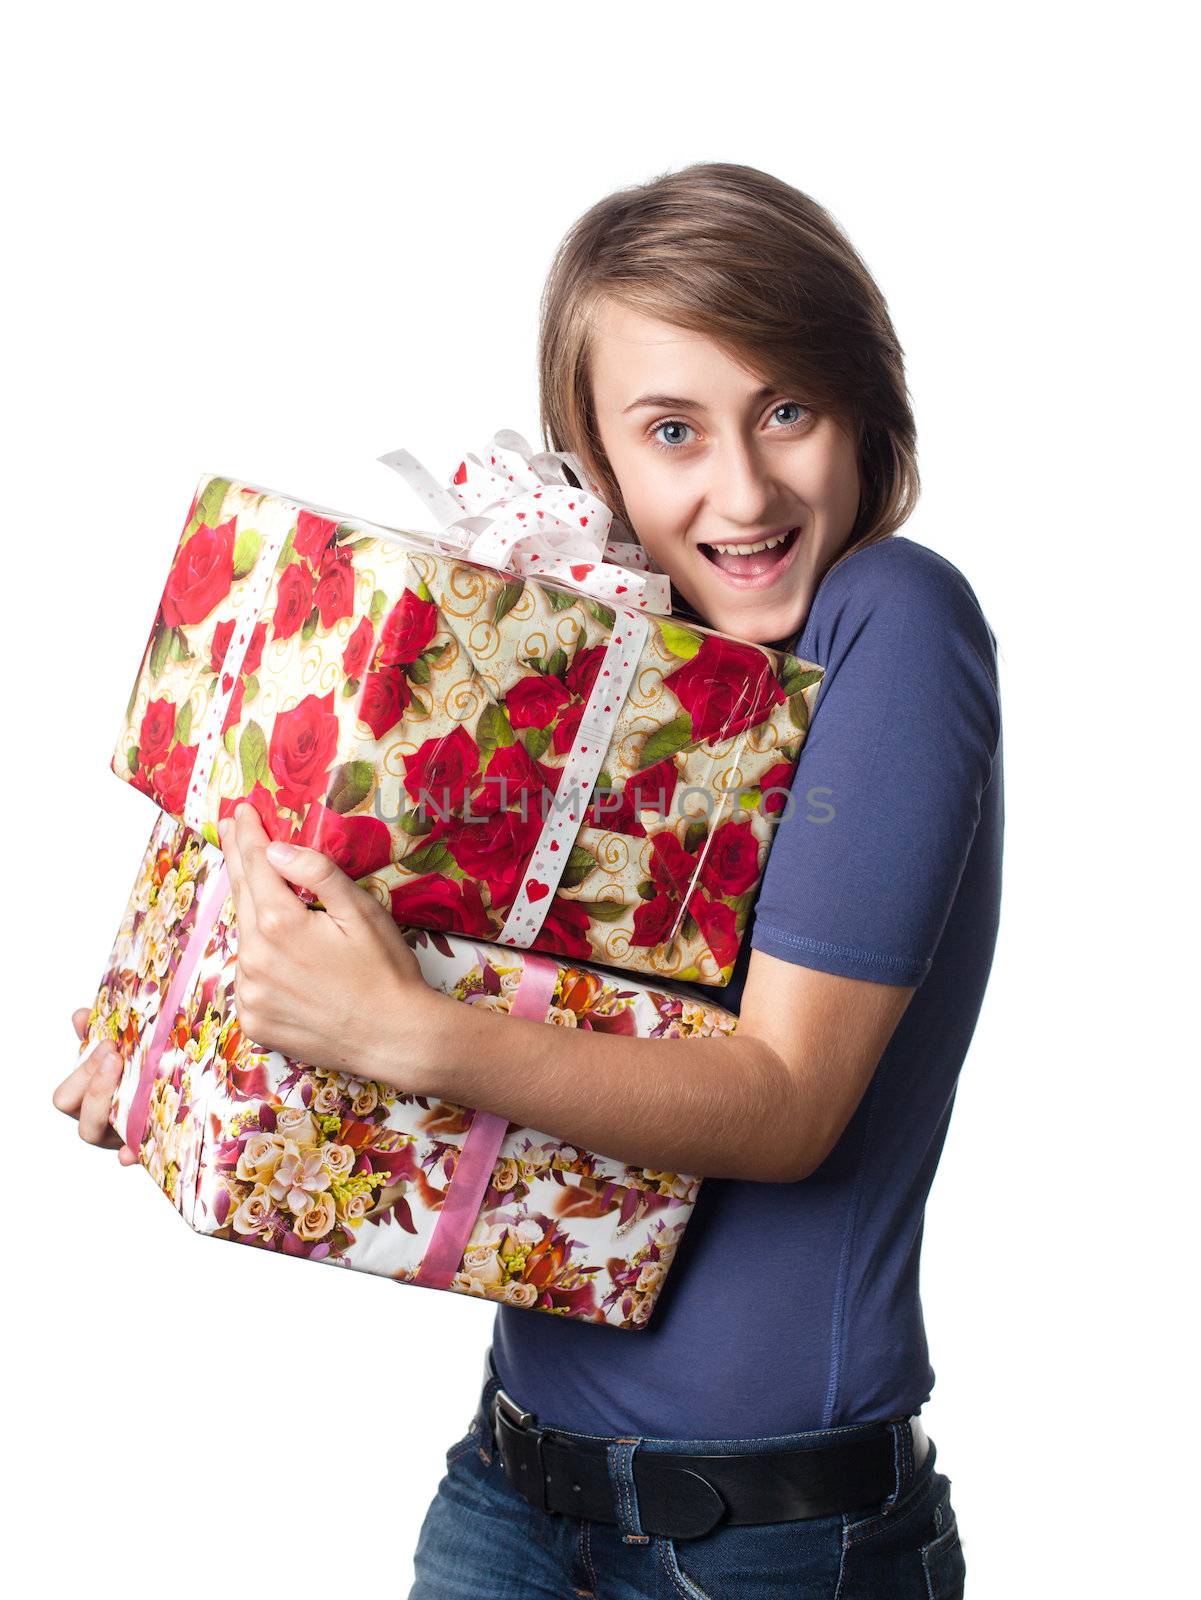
[
  {"left": 111, "top": 475, "right": 823, "bottom": 986},
  {"left": 82, "top": 812, "right": 740, "bottom": 1329}
]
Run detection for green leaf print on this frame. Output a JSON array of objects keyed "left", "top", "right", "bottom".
[
  {"left": 399, "top": 839, "right": 455, "bottom": 876},
  {"left": 327, "top": 760, "right": 375, "bottom": 815},
  {"left": 232, "top": 527, "right": 262, "bottom": 580},
  {"left": 174, "top": 701, "right": 192, "bottom": 746},
  {"left": 148, "top": 620, "right": 172, "bottom": 681},
  {"left": 574, "top": 899, "right": 626, "bottom": 923},
  {"left": 369, "top": 588, "right": 388, "bottom": 626},
  {"left": 559, "top": 845, "right": 596, "bottom": 890},
  {"left": 238, "top": 721, "right": 268, "bottom": 790},
  {"left": 275, "top": 527, "right": 297, "bottom": 571},
  {"left": 585, "top": 600, "right": 616, "bottom": 629},
  {"left": 493, "top": 579, "right": 525, "bottom": 627},
  {"left": 521, "top": 725, "right": 552, "bottom": 761},
  {"left": 476, "top": 702, "right": 515, "bottom": 756},
  {"left": 659, "top": 621, "right": 703, "bottom": 659},
  {"left": 788, "top": 692, "right": 810, "bottom": 733},
  {"left": 544, "top": 587, "right": 578, "bottom": 614},
  {"left": 637, "top": 712, "right": 693, "bottom": 770},
  {"left": 190, "top": 476, "right": 231, "bottom": 535}
]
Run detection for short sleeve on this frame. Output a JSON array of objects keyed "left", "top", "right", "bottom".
[{"left": 750, "top": 542, "right": 1002, "bottom": 987}]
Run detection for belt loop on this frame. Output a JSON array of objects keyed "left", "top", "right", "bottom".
[
  {"left": 880, "top": 1417, "right": 914, "bottom": 1513},
  {"left": 479, "top": 1347, "right": 504, "bottom": 1441},
  {"left": 606, "top": 1438, "right": 649, "bottom": 1544}
]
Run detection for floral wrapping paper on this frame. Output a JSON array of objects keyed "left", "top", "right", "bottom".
[
  {"left": 111, "top": 474, "right": 822, "bottom": 986},
  {"left": 83, "top": 811, "right": 739, "bottom": 1329}
]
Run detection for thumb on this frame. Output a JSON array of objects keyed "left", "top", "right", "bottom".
[{"left": 264, "top": 839, "right": 381, "bottom": 928}]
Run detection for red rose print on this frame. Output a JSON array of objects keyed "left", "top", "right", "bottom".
[
  {"left": 210, "top": 618, "right": 234, "bottom": 674},
  {"left": 759, "top": 760, "right": 796, "bottom": 817},
  {"left": 161, "top": 519, "right": 236, "bottom": 628},
  {"left": 378, "top": 588, "right": 438, "bottom": 667},
  {"left": 686, "top": 891, "right": 739, "bottom": 967},
  {"left": 565, "top": 643, "right": 605, "bottom": 700},
  {"left": 629, "top": 892, "right": 679, "bottom": 948},
  {"left": 664, "top": 636, "right": 786, "bottom": 743},
  {"left": 294, "top": 510, "right": 340, "bottom": 569},
  {"left": 534, "top": 896, "right": 593, "bottom": 961},
  {"left": 475, "top": 742, "right": 554, "bottom": 814},
  {"left": 429, "top": 808, "right": 543, "bottom": 910},
  {"left": 218, "top": 782, "right": 287, "bottom": 840},
  {"left": 625, "top": 758, "right": 678, "bottom": 820},
  {"left": 585, "top": 783, "right": 642, "bottom": 835},
  {"left": 138, "top": 697, "right": 176, "bottom": 771},
  {"left": 649, "top": 832, "right": 699, "bottom": 901},
  {"left": 359, "top": 664, "right": 411, "bottom": 741},
  {"left": 267, "top": 691, "right": 340, "bottom": 814},
  {"left": 505, "top": 673, "right": 572, "bottom": 731},
  {"left": 242, "top": 620, "right": 268, "bottom": 677},
  {"left": 342, "top": 616, "right": 374, "bottom": 680},
  {"left": 298, "top": 801, "right": 393, "bottom": 878},
  {"left": 313, "top": 552, "right": 355, "bottom": 629},
  {"left": 148, "top": 742, "right": 198, "bottom": 814},
  {"left": 272, "top": 562, "right": 315, "bottom": 642},
  {"left": 551, "top": 702, "right": 584, "bottom": 756},
  {"left": 699, "top": 819, "right": 761, "bottom": 898},
  {"left": 402, "top": 725, "right": 480, "bottom": 816},
  {"left": 388, "top": 873, "right": 493, "bottom": 937}
]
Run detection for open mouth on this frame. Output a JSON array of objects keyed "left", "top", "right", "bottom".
[{"left": 698, "top": 526, "right": 801, "bottom": 584}]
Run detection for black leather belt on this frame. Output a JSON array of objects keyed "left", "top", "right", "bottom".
[{"left": 482, "top": 1384, "right": 930, "bottom": 1541}]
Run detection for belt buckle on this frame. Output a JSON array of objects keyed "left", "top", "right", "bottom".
[
  {"left": 494, "top": 1387, "right": 537, "bottom": 1431},
  {"left": 492, "top": 1387, "right": 548, "bottom": 1512}
]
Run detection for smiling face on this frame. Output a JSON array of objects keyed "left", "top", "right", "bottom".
[{"left": 586, "top": 298, "right": 863, "bottom": 643}]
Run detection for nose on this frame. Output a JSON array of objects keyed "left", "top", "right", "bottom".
[{"left": 705, "top": 433, "right": 786, "bottom": 530}]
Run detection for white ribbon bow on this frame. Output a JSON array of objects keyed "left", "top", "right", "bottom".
[{"left": 378, "top": 429, "right": 672, "bottom": 615}]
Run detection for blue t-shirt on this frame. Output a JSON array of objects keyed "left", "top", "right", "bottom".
[{"left": 492, "top": 535, "right": 1004, "bottom": 1438}]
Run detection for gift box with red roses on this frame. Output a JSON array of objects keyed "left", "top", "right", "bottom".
[
  {"left": 110, "top": 436, "right": 823, "bottom": 986},
  {"left": 82, "top": 809, "right": 739, "bottom": 1328}
]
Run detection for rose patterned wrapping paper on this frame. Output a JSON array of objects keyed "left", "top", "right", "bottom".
[
  {"left": 111, "top": 469, "right": 822, "bottom": 986},
  {"left": 82, "top": 810, "right": 740, "bottom": 1329}
]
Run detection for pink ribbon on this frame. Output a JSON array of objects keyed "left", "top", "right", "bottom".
[
  {"left": 124, "top": 862, "right": 231, "bottom": 1153},
  {"left": 411, "top": 952, "right": 561, "bottom": 1290}
]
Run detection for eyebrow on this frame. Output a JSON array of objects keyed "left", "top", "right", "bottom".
[{"left": 622, "top": 384, "right": 779, "bottom": 416}]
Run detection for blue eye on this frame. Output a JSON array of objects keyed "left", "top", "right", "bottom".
[
  {"left": 651, "top": 420, "right": 694, "bottom": 451},
  {"left": 648, "top": 403, "right": 811, "bottom": 454}
]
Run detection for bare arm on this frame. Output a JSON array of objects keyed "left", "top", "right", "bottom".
[
  {"left": 221, "top": 805, "right": 917, "bottom": 1186},
  {"left": 367, "top": 951, "right": 916, "bottom": 1184}
]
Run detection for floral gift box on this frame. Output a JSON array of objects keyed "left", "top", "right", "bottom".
[
  {"left": 110, "top": 436, "right": 822, "bottom": 986},
  {"left": 82, "top": 809, "right": 739, "bottom": 1329}
]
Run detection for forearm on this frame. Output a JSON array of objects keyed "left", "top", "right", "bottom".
[{"left": 376, "top": 986, "right": 810, "bottom": 1184}]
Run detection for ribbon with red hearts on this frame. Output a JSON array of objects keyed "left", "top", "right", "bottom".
[
  {"left": 494, "top": 606, "right": 649, "bottom": 948},
  {"left": 378, "top": 429, "right": 672, "bottom": 615}
]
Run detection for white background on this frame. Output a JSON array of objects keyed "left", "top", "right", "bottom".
[{"left": 5, "top": 3, "right": 1195, "bottom": 1595}]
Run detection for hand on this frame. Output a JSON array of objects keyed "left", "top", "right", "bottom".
[
  {"left": 217, "top": 801, "right": 439, "bottom": 1087},
  {"left": 53, "top": 1008, "right": 138, "bottom": 1165}
]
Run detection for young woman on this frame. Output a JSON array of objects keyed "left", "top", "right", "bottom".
[{"left": 57, "top": 163, "right": 1001, "bottom": 1598}]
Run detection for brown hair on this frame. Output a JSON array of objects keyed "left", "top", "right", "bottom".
[{"left": 538, "top": 162, "right": 919, "bottom": 580}]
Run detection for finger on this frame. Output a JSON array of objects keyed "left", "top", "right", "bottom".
[
  {"left": 53, "top": 1039, "right": 119, "bottom": 1116},
  {"left": 218, "top": 808, "right": 256, "bottom": 939},
  {"left": 118, "top": 1143, "right": 139, "bottom": 1167},
  {"left": 77, "top": 1052, "right": 126, "bottom": 1146},
  {"left": 231, "top": 802, "right": 307, "bottom": 936},
  {"left": 72, "top": 1006, "right": 92, "bottom": 1041},
  {"left": 260, "top": 836, "right": 379, "bottom": 933}
]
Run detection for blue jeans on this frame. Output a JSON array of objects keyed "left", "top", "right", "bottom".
[{"left": 408, "top": 1357, "right": 967, "bottom": 1598}]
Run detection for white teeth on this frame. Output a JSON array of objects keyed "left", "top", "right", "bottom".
[{"left": 706, "top": 530, "right": 793, "bottom": 556}]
